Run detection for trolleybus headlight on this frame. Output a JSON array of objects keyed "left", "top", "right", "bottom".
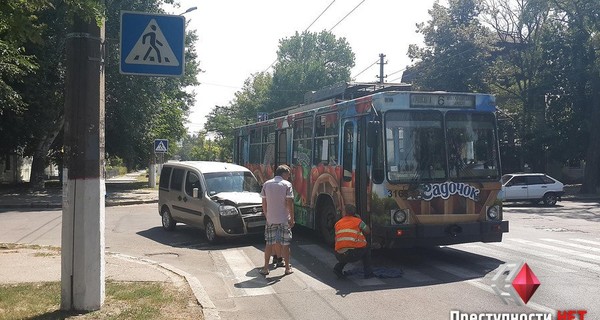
[
  {"left": 220, "top": 205, "right": 238, "bottom": 216},
  {"left": 486, "top": 205, "right": 501, "bottom": 221},
  {"left": 392, "top": 209, "right": 408, "bottom": 224}
]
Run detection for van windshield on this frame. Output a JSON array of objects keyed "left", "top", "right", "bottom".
[{"left": 204, "top": 171, "right": 261, "bottom": 195}]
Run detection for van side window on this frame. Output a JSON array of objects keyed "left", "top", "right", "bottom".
[
  {"left": 159, "top": 167, "right": 172, "bottom": 190},
  {"left": 185, "top": 171, "right": 201, "bottom": 196},
  {"left": 170, "top": 168, "right": 185, "bottom": 191}
]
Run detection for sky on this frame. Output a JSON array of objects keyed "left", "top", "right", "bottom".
[{"left": 164, "top": 0, "right": 439, "bottom": 134}]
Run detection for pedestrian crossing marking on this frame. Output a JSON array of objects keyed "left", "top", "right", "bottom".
[
  {"left": 572, "top": 238, "right": 600, "bottom": 247},
  {"left": 491, "top": 242, "right": 600, "bottom": 272},
  {"left": 221, "top": 249, "right": 275, "bottom": 297},
  {"left": 213, "top": 237, "right": 600, "bottom": 300},
  {"left": 463, "top": 243, "right": 577, "bottom": 273},
  {"left": 298, "top": 244, "right": 385, "bottom": 285},
  {"left": 541, "top": 238, "right": 600, "bottom": 253},
  {"left": 507, "top": 238, "right": 600, "bottom": 263},
  {"left": 125, "top": 19, "right": 179, "bottom": 66},
  {"left": 155, "top": 141, "right": 167, "bottom": 152}
]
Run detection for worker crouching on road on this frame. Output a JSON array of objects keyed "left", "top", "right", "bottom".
[{"left": 333, "top": 204, "right": 375, "bottom": 279}]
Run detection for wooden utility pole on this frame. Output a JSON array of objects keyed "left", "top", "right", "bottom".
[{"left": 61, "top": 14, "right": 106, "bottom": 311}]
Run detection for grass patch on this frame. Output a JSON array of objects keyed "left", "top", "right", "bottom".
[
  {"left": 0, "top": 281, "right": 203, "bottom": 320},
  {"left": 0, "top": 243, "right": 60, "bottom": 252}
]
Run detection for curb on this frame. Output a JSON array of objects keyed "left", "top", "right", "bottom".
[{"left": 110, "top": 252, "right": 220, "bottom": 320}]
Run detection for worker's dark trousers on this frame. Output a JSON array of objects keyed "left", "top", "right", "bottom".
[{"left": 333, "top": 246, "right": 372, "bottom": 274}]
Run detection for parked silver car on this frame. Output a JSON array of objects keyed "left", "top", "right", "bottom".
[
  {"left": 158, "top": 161, "right": 264, "bottom": 243},
  {"left": 498, "top": 173, "right": 564, "bottom": 206}
]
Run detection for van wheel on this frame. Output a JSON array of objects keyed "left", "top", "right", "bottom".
[
  {"left": 543, "top": 193, "right": 558, "bottom": 206},
  {"left": 319, "top": 203, "right": 336, "bottom": 246},
  {"left": 205, "top": 219, "right": 219, "bottom": 244},
  {"left": 161, "top": 207, "right": 176, "bottom": 231}
]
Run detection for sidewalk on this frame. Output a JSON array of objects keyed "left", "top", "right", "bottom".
[
  {"left": 0, "top": 171, "right": 158, "bottom": 209},
  {"left": 0, "top": 245, "right": 215, "bottom": 319},
  {"left": 0, "top": 172, "right": 217, "bottom": 319}
]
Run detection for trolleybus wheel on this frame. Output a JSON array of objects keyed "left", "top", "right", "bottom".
[{"left": 320, "top": 203, "right": 336, "bottom": 246}]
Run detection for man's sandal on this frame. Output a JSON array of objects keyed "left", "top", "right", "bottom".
[
  {"left": 284, "top": 266, "right": 293, "bottom": 275},
  {"left": 259, "top": 268, "right": 269, "bottom": 276}
]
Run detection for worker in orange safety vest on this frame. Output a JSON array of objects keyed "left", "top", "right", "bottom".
[{"left": 333, "top": 204, "right": 374, "bottom": 279}]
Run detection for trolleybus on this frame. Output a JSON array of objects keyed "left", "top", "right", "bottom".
[{"left": 233, "top": 83, "right": 508, "bottom": 248}]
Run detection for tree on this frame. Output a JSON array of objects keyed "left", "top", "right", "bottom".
[
  {"left": 482, "top": 0, "right": 557, "bottom": 172},
  {"left": 205, "top": 30, "right": 355, "bottom": 161},
  {"left": 548, "top": 0, "right": 600, "bottom": 192},
  {"left": 1, "top": 0, "right": 200, "bottom": 188},
  {"left": 104, "top": 1, "right": 200, "bottom": 170},
  {"left": 0, "top": 0, "right": 49, "bottom": 116},
  {"left": 405, "top": 0, "right": 493, "bottom": 92},
  {"left": 204, "top": 72, "right": 272, "bottom": 161},
  {"left": 268, "top": 30, "right": 355, "bottom": 112},
  {"left": 1, "top": 1, "right": 100, "bottom": 189}
]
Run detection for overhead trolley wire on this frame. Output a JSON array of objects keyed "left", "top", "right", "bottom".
[
  {"left": 305, "top": 0, "right": 336, "bottom": 32},
  {"left": 352, "top": 59, "right": 379, "bottom": 79},
  {"left": 329, "top": 0, "right": 366, "bottom": 32},
  {"left": 263, "top": 0, "right": 337, "bottom": 72}
]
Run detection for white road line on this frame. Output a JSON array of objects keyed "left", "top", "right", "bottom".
[
  {"left": 465, "top": 279, "right": 556, "bottom": 315},
  {"left": 507, "top": 238, "right": 600, "bottom": 263},
  {"left": 490, "top": 242, "right": 600, "bottom": 273},
  {"left": 298, "top": 244, "right": 385, "bottom": 286},
  {"left": 571, "top": 238, "right": 600, "bottom": 247},
  {"left": 541, "top": 238, "right": 600, "bottom": 253},
  {"left": 221, "top": 249, "right": 275, "bottom": 297},
  {"left": 463, "top": 244, "right": 577, "bottom": 273}
]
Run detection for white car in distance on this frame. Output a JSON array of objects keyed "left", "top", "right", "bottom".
[{"left": 499, "top": 173, "right": 565, "bottom": 206}]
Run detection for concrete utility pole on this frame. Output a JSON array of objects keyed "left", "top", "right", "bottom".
[
  {"left": 61, "top": 14, "right": 106, "bottom": 311},
  {"left": 378, "top": 53, "right": 387, "bottom": 84}
]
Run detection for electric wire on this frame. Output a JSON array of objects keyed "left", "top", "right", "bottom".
[
  {"left": 329, "top": 0, "right": 366, "bottom": 32},
  {"left": 263, "top": 0, "right": 337, "bottom": 72},
  {"left": 352, "top": 59, "right": 379, "bottom": 79}
]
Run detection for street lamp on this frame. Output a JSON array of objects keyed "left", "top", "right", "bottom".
[{"left": 180, "top": 6, "right": 197, "bottom": 15}]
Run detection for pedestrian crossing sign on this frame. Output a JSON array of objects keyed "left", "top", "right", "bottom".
[
  {"left": 120, "top": 11, "right": 185, "bottom": 77},
  {"left": 154, "top": 139, "right": 168, "bottom": 153}
]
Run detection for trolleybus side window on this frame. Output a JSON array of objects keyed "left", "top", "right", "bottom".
[
  {"left": 249, "top": 128, "right": 261, "bottom": 164},
  {"left": 372, "top": 122, "right": 384, "bottom": 184},
  {"left": 236, "top": 135, "right": 248, "bottom": 165},
  {"left": 293, "top": 117, "right": 313, "bottom": 166},
  {"left": 314, "top": 113, "right": 339, "bottom": 165},
  {"left": 342, "top": 122, "right": 354, "bottom": 182},
  {"left": 262, "top": 125, "right": 275, "bottom": 166}
]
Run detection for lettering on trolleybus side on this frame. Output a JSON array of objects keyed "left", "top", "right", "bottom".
[{"left": 387, "top": 182, "right": 480, "bottom": 201}]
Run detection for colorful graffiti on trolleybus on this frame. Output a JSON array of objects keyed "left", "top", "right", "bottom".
[{"left": 234, "top": 85, "right": 508, "bottom": 248}]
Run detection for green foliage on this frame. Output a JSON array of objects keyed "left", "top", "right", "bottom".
[
  {"left": 0, "top": 0, "right": 49, "bottom": 116},
  {"left": 204, "top": 72, "right": 272, "bottom": 161},
  {"left": 404, "top": 0, "right": 600, "bottom": 185},
  {"left": 268, "top": 30, "right": 355, "bottom": 111},
  {"left": 103, "top": 1, "right": 201, "bottom": 169},
  {"left": 0, "top": 0, "right": 202, "bottom": 186},
  {"left": 203, "top": 31, "right": 355, "bottom": 160},
  {"left": 405, "top": 0, "right": 492, "bottom": 92}
]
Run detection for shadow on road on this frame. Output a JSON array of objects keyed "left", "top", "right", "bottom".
[{"left": 137, "top": 223, "right": 506, "bottom": 296}]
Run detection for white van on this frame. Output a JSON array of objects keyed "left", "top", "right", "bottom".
[{"left": 158, "top": 161, "right": 265, "bottom": 243}]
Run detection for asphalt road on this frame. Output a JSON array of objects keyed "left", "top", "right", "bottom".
[{"left": 1, "top": 200, "right": 598, "bottom": 320}]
